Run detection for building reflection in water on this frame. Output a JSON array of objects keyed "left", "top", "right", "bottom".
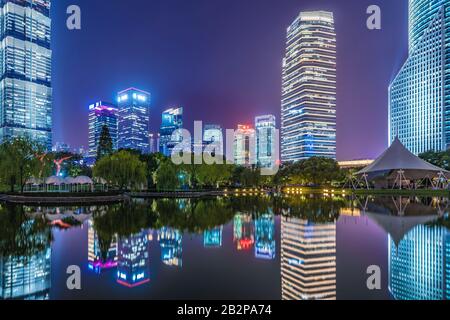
[
  {"left": 389, "top": 225, "right": 450, "bottom": 300},
  {"left": 204, "top": 227, "right": 223, "bottom": 248},
  {"left": 88, "top": 220, "right": 118, "bottom": 273},
  {"left": 233, "top": 213, "right": 254, "bottom": 250},
  {"left": 158, "top": 227, "right": 183, "bottom": 267},
  {"left": 116, "top": 230, "right": 151, "bottom": 288},
  {"left": 0, "top": 247, "right": 51, "bottom": 300},
  {"left": 281, "top": 217, "right": 336, "bottom": 300},
  {"left": 254, "top": 212, "right": 276, "bottom": 260}
]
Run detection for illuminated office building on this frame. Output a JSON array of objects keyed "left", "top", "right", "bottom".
[
  {"left": 159, "top": 107, "right": 183, "bottom": 157},
  {"left": 389, "top": 0, "right": 450, "bottom": 154},
  {"left": 117, "top": 88, "right": 151, "bottom": 153},
  {"left": 149, "top": 133, "right": 160, "bottom": 154},
  {"left": 87, "top": 220, "right": 118, "bottom": 273},
  {"left": 234, "top": 125, "right": 256, "bottom": 166},
  {"left": 389, "top": 225, "right": 450, "bottom": 300},
  {"left": 88, "top": 101, "right": 118, "bottom": 158},
  {"left": 203, "top": 124, "right": 223, "bottom": 155},
  {"left": 254, "top": 213, "right": 276, "bottom": 260},
  {"left": 158, "top": 227, "right": 183, "bottom": 267},
  {"left": 255, "top": 115, "right": 276, "bottom": 169},
  {"left": 233, "top": 213, "right": 254, "bottom": 251},
  {"left": 204, "top": 227, "right": 223, "bottom": 248},
  {"left": 116, "top": 230, "right": 150, "bottom": 288},
  {"left": 281, "top": 217, "right": 336, "bottom": 300},
  {"left": 0, "top": 0, "right": 52, "bottom": 150},
  {"left": 281, "top": 11, "right": 336, "bottom": 162},
  {"left": 0, "top": 248, "right": 51, "bottom": 300}
]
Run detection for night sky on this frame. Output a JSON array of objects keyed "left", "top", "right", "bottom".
[{"left": 51, "top": 0, "right": 408, "bottom": 161}]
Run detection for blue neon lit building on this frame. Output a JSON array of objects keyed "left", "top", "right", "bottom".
[
  {"left": 159, "top": 107, "right": 183, "bottom": 157},
  {"left": 88, "top": 101, "right": 118, "bottom": 158},
  {"left": 158, "top": 227, "right": 182, "bottom": 267},
  {"left": 0, "top": 0, "right": 52, "bottom": 150},
  {"left": 255, "top": 115, "right": 277, "bottom": 169},
  {"left": 281, "top": 11, "right": 336, "bottom": 162},
  {"left": 254, "top": 212, "right": 276, "bottom": 260},
  {"left": 117, "top": 88, "right": 151, "bottom": 153},
  {"left": 0, "top": 248, "right": 51, "bottom": 300},
  {"left": 389, "top": 0, "right": 450, "bottom": 154},
  {"left": 203, "top": 227, "right": 223, "bottom": 248},
  {"left": 389, "top": 225, "right": 450, "bottom": 300},
  {"left": 116, "top": 230, "right": 150, "bottom": 288}
]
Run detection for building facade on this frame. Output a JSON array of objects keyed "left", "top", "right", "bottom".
[
  {"left": 0, "top": 0, "right": 52, "bottom": 150},
  {"left": 159, "top": 107, "right": 183, "bottom": 157},
  {"left": 234, "top": 125, "right": 256, "bottom": 166},
  {"left": 389, "top": 225, "right": 450, "bottom": 300},
  {"left": 0, "top": 248, "right": 51, "bottom": 299},
  {"left": 117, "top": 88, "right": 150, "bottom": 154},
  {"left": 281, "top": 11, "right": 336, "bottom": 162},
  {"left": 255, "top": 115, "right": 276, "bottom": 168},
  {"left": 116, "top": 230, "right": 150, "bottom": 288},
  {"left": 88, "top": 101, "right": 118, "bottom": 158},
  {"left": 389, "top": 0, "right": 450, "bottom": 154},
  {"left": 281, "top": 217, "right": 336, "bottom": 300}
]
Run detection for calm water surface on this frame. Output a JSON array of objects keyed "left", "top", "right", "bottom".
[{"left": 0, "top": 195, "right": 449, "bottom": 300}]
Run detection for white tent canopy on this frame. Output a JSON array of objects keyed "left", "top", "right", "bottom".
[{"left": 357, "top": 137, "right": 449, "bottom": 182}]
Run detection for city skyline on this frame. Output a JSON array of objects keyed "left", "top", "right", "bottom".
[{"left": 51, "top": 0, "right": 409, "bottom": 161}]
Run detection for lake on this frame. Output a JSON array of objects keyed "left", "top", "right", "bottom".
[{"left": 0, "top": 194, "right": 449, "bottom": 300}]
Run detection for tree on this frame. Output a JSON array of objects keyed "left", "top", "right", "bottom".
[
  {"left": 419, "top": 150, "right": 450, "bottom": 170},
  {"left": 97, "top": 125, "right": 113, "bottom": 161},
  {"left": 93, "top": 150, "right": 147, "bottom": 191},
  {"left": 154, "top": 159, "right": 180, "bottom": 191},
  {"left": 0, "top": 137, "right": 44, "bottom": 193},
  {"left": 140, "top": 152, "right": 167, "bottom": 189}
]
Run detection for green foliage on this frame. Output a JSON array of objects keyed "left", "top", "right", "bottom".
[
  {"left": 232, "top": 166, "right": 261, "bottom": 187},
  {"left": 93, "top": 150, "right": 147, "bottom": 190},
  {"left": 97, "top": 125, "right": 114, "bottom": 161},
  {"left": 0, "top": 137, "right": 46, "bottom": 193},
  {"left": 419, "top": 150, "right": 450, "bottom": 170},
  {"left": 154, "top": 159, "right": 181, "bottom": 191},
  {"left": 274, "top": 157, "right": 342, "bottom": 187}
]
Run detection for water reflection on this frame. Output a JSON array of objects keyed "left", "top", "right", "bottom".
[{"left": 1, "top": 195, "right": 450, "bottom": 300}]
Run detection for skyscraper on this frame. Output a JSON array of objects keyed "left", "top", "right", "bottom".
[
  {"left": 0, "top": 0, "right": 52, "bottom": 150},
  {"left": 389, "top": 0, "right": 450, "bottom": 154},
  {"left": 255, "top": 115, "right": 276, "bottom": 169},
  {"left": 158, "top": 227, "right": 183, "bottom": 267},
  {"left": 281, "top": 217, "right": 336, "bottom": 300},
  {"left": 88, "top": 101, "right": 118, "bottom": 158},
  {"left": 281, "top": 11, "right": 336, "bottom": 162},
  {"left": 389, "top": 225, "right": 450, "bottom": 300},
  {"left": 0, "top": 248, "right": 51, "bottom": 300},
  {"left": 116, "top": 230, "right": 150, "bottom": 288},
  {"left": 254, "top": 212, "right": 276, "bottom": 260},
  {"left": 87, "top": 219, "right": 118, "bottom": 273},
  {"left": 159, "top": 107, "right": 183, "bottom": 157},
  {"left": 234, "top": 125, "right": 256, "bottom": 166},
  {"left": 203, "top": 124, "right": 223, "bottom": 156},
  {"left": 117, "top": 88, "right": 151, "bottom": 153}
]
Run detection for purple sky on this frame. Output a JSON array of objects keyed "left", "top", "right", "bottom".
[{"left": 52, "top": 0, "right": 408, "bottom": 160}]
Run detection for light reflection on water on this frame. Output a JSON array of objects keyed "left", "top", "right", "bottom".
[{"left": 0, "top": 195, "right": 449, "bottom": 300}]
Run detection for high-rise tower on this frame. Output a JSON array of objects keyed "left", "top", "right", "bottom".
[{"left": 281, "top": 11, "right": 336, "bottom": 162}]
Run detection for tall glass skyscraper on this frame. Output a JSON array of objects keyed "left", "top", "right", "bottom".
[
  {"left": 116, "top": 230, "right": 150, "bottom": 288},
  {"left": 0, "top": 0, "right": 52, "bottom": 150},
  {"left": 255, "top": 115, "right": 276, "bottom": 169},
  {"left": 234, "top": 125, "right": 256, "bottom": 166},
  {"left": 88, "top": 101, "right": 118, "bottom": 158},
  {"left": 0, "top": 248, "right": 51, "bottom": 300},
  {"left": 389, "top": 225, "right": 450, "bottom": 300},
  {"left": 389, "top": 0, "right": 450, "bottom": 154},
  {"left": 281, "top": 11, "right": 336, "bottom": 162},
  {"left": 117, "top": 88, "right": 151, "bottom": 154},
  {"left": 159, "top": 107, "right": 183, "bottom": 157},
  {"left": 158, "top": 227, "right": 183, "bottom": 267},
  {"left": 281, "top": 217, "right": 336, "bottom": 300}
]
